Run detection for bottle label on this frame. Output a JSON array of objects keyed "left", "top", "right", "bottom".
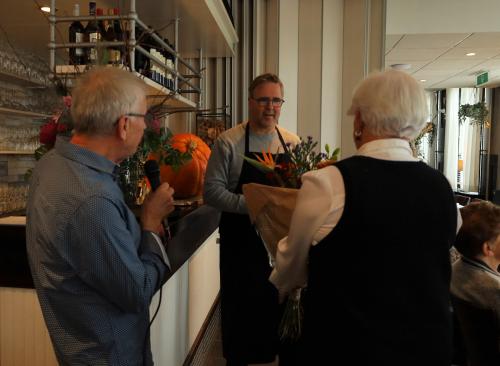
[
  {"left": 89, "top": 32, "right": 101, "bottom": 60},
  {"left": 89, "top": 32, "right": 100, "bottom": 43},
  {"left": 75, "top": 32, "right": 84, "bottom": 56}
]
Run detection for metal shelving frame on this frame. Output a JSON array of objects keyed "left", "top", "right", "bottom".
[{"left": 47, "top": 0, "right": 203, "bottom": 108}]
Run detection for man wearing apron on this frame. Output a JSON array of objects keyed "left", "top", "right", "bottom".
[{"left": 204, "top": 74, "right": 300, "bottom": 366}]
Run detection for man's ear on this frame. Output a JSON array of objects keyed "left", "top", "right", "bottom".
[
  {"left": 482, "top": 240, "right": 495, "bottom": 257},
  {"left": 115, "top": 116, "right": 128, "bottom": 140}
]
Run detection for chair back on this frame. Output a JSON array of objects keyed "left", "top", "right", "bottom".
[
  {"left": 455, "top": 194, "right": 471, "bottom": 206},
  {"left": 451, "top": 295, "right": 500, "bottom": 366}
]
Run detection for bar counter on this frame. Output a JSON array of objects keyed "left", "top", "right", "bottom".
[
  {"left": 0, "top": 204, "right": 220, "bottom": 288},
  {"left": 0, "top": 205, "right": 221, "bottom": 366}
]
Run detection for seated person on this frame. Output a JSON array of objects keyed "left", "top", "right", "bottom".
[{"left": 451, "top": 200, "right": 500, "bottom": 348}]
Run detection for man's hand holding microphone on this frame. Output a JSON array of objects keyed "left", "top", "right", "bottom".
[{"left": 142, "top": 160, "right": 174, "bottom": 238}]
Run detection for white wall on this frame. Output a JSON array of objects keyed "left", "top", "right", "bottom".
[
  {"left": 275, "top": 0, "right": 383, "bottom": 158},
  {"left": 278, "top": 0, "right": 299, "bottom": 134},
  {"left": 187, "top": 230, "right": 220, "bottom": 348},
  {"left": 150, "top": 264, "right": 189, "bottom": 366},
  {"left": 321, "top": 0, "right": 344, "bottom": 155},
  {"left": 341, "top": 0, "right": 385, "bottom": 158}
]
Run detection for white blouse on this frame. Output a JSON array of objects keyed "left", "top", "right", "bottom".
[{"left": 269, "top": 138, "right": 460, "bottom": 297}]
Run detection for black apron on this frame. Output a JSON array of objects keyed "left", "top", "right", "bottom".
[{"left": 219, "top": 123, "right": 289, "bottom": 364}]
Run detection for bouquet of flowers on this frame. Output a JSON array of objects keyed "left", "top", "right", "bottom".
[{"left": 241, "top": 136, "right": 339, "bottom": 343}]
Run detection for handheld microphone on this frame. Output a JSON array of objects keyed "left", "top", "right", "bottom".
[
  {"left": 144, "top": 159, "right": 161, "bottom": 191},
  {"left": 144, "top": 159, "right": 171, "bottom": 239}
]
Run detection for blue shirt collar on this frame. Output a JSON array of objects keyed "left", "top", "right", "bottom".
[{"left": 54, "top": 136, "right": 118, "bottom": 178}]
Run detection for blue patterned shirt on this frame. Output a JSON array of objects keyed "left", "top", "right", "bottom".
[{"left": 26, "top": 137, "right": 170, "bottom": 365}]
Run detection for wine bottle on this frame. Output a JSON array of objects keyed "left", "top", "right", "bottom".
[
  {"left": 96, "top": 8, "right": 106, "bottom": 35},
  {"left": 144, "top": 27, "right": 157, "bottom": 81},
  {"left": 105, "top": 8, "right": 118, "bottom": 64},
  {"left": 134, "top": 26, "right": 147, "bottom": 74},
  {"left": 85, "top": 2, "right": 101, "bottom": 63},
  {"left": 112, "top": 8, "right": 124, "bottom": 64},
  {"left": 164, "top": 38, "right": 175, "bottom": 90},
  {"left": 69, "top": 4, "right": 85, "bottom": 65}
]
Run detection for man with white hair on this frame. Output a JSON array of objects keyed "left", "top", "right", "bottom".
[{"left": 27, "top": 67, "right": 174, "bottom": 365}]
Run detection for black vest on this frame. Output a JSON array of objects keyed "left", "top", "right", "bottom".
[{"left": 303, "top": 156, "right": 457, "bottom": 366}]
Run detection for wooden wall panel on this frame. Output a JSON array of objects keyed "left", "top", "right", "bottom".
[{"left": 0, "top": 287, "right": 57, "bottom": 366}]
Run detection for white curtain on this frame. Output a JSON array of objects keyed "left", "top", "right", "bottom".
[
  {"left": 444, "top": 88, "right": 459, "bottom": 190},
  {"left": 459, "top": 89, "right": 481, "bottom": 192}
]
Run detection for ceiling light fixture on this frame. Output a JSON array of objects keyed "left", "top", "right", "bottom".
[
  {"left": 466, "top": 52, "right": 476, "bottom": 56},
  {"left": 420, "top": 79, "right": 427, "bottom": 82},
  {"left": 40, "top": 6, "right": 51, "bottom": 13},
  {"left": 390, "top": 63, "right": 412, "bottom": 70}
]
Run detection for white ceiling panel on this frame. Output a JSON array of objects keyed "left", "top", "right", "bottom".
[
  {"left": 412, "top": 69, "right": 461, "bottom": 77},
  {"left": 386, "top": 31, "right": 500, "bottom": 89},
  {"left": 385, "top": 34, "right": 403, "bottom": 53},
  {"left": 386, "top": 48, "right": 447, "bottom": 61},
  {"left": 425, "top": 59, "right": 485, "bottom": 71},
  {"left": 455, "top": 32, "right": 500, "bottom": 48},
  {"left": 395, "top": 33, "right": 470, "bottom": 49},
  {"left": 471, "top": 59, "right": 500, "bottom": 71},
  {"left": 440, "top": 47, "right": 500, "bottom": 60}
]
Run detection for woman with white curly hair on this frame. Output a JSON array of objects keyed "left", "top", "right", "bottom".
[{"left": 270, "top": 70, "right": 460, "bottom": 365}]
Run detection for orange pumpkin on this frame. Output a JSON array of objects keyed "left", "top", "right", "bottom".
[{"left": 152, "top": 133, "right": 211, "bottom": 199}]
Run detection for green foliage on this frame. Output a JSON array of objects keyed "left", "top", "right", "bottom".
[
  {"left": 324, "top": 143, "right": 340, "bottom": 161},
  {"left": 458, "top": 102, "right": 489, "bottom": 126},
  {"left": 137, "top": 127, "right": 192, "bottom": 172},
  {"left": 242, "top": 136, "right": 340, "bottom": 189},
  {"left": 288, "top": 136, "right": 323, "bottom": 178}
]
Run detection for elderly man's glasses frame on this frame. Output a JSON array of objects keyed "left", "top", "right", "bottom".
[
  {"left": 113, "top": 112, "right": 156, "bottom": 128},
  {"left": 125, "top": 112, "right": 155, "bottom": 125},
  {"left": 251, "top": 97, "right": 285, "bottom": 107}
]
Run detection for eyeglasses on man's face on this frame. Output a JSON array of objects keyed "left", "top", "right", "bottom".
[
  {"left": 251, "top": 97, "right": 285, "bottom": 107},
  {"left": 124, "top": 112, "right": 155, "bottom": 126}
]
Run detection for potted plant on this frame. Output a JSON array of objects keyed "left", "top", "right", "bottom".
[{"left": 458, "top": 102, "right": 489, "bottom": 126}]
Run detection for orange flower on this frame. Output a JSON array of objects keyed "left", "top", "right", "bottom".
[{"left": 254, "top": 149, "right": 276, "bottom": 169}]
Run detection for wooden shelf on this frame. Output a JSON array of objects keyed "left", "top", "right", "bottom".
[
  {"left": 0, "top": 107, "right": 51, "bottom": 118},
  {"left": 0, "top": 213, "right": 26, "bottom": 224},
  {"left": 0, "top": 70, "right": 46, "bottom": 88},
  {"left": 0, "top": 151, "right": 35, "bottom": 155},
  {"left": 137, "top": 0, "right": 238, "bottom": 58},
  {"left": 54, "top": 66, "right": 197, "bottom": 109},
  {"left": 136, "top": 73, "right": 197, "bottom": 109}
]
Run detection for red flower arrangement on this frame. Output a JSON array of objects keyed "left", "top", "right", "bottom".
[
  {"left": 33, "top": 96, "right": 73, "bottom": 162},
  {"left": 39, "top": 96, "right": 72, "bottom": 146}
]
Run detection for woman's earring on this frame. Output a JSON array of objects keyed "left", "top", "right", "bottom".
[{"left": 354, "top": 130, "right": 362, "bottom": 138}]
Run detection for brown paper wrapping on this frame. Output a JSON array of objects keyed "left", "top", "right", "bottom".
[{"left": 242, "top": 183, "right": 298, "bottom": 263}]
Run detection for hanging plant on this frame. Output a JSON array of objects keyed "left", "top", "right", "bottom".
[
  {"left": 458, "top": 102, "right": 489, "bottom": 126},
  {"left": 411, "top": 121, "right": 435, "bottom": 159}
]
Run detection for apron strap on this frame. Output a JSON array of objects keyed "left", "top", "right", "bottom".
[{"left": 275, "top": 126, "right": 290, "bottom": 154}]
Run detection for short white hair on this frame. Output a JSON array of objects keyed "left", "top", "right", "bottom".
[
  {"left": 71, "top": 67, "right": 147, "bottom": 136},
  {"left": 347, "top": 69, "right": 427, "bottom": 140}
]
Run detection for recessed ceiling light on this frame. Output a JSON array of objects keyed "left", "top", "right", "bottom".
[
  {"left": 466, "top": 52, "right": 476, "bottom": 56},
  {"left": 40, "top": 6, "right": 51, "bottom": 13},
  {"left": 390, "top": 63, "right": 412, "bottom": 70},
  {"left": 420, "top": 79, "right": 427, "bottom": 82}
]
